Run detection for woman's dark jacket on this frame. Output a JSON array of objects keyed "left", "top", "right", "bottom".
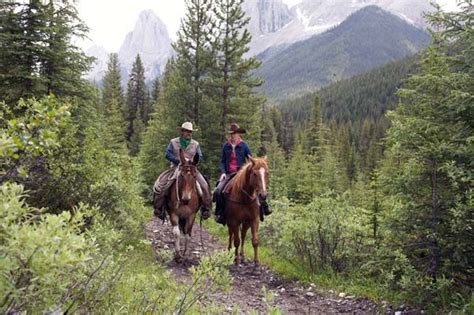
[{"left": 219, "top": 141, "right": 252, "bottom": 174}]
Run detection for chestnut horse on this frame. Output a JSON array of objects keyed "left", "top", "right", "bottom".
[
  {"left": 166, "top": 150, "right": 201, "bottom": 259},
  {"left": 224, "top": 156, "right": 268, "bottom": 265}
]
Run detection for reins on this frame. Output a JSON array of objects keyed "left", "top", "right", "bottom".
[
  {"left": 175, "top": 165, "right": 181, "bottom": 208},
  {"left": 224, "top": 183, "right": 258, "bottom": 205}
]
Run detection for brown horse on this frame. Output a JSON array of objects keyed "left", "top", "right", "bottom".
[
  {"left": 224, "top": 156, "right": 269, "bottom": 265},
  {"left": 166, "top": 150, "right": 201, "bottom": 259}
]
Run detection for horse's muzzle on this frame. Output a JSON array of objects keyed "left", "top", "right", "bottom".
[{"left": 181, "top": 192, "right": 192, "bottom": 205}]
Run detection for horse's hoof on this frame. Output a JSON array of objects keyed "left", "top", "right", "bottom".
[
  {"left": 174, "top": 253, "right": 183, "bottom": 262},
  {"left": 252, "top": 263, "right": 262, "bottom": 274}
]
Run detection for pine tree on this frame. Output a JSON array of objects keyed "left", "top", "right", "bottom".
[
  {"left": 0, "top": 1, "right": 45, "bottom": 103},
  {"left": 211, "top": 0, "right": 264, "bottom": 144},
  {"left": 305, "top": 96, "right": 324, "bottom": 155},
  {"left": 40, "top": 1, "right": 91, "bottom": 98},
  {"left": 139, "top": 60, "right": 181, "bottom": 188},
  {"left": 172, "top": 0, "right": 215, "bottom": 126},
  {"left": 125, "top": 54, "right": 148, "bottom": 155},
  {"left": 269, "top": 145, "right": 288, "bottom": 195},
  {"left": 0, "top": 0, "right": 91, "bottom": 104},
  {"left": 382, "top": 44, "right": 473, "bottom": 287},
  {"left": 151, "top": 76, "right": 161, "bottom": 105},
  {"left": 102, "top": 53, "right": 126, "bottom": 152},
  {"left": 285, "top": 136, "right": 318, "bottom": 202}
]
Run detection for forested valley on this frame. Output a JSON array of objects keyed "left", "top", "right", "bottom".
[{"left": 0, "top": 0, "right": 472, "bottom": 313}]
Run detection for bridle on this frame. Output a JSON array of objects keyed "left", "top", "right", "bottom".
[
  {"left": 225, "top": 166, "right": 267, "bottom": 206},
  {"left": 175, "top": 163, "right": 197, "bottom": 208}
]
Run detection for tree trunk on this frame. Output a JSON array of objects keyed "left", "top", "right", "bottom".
[{"left": 429, "top": 159, "right": 440, "bottom": 281}]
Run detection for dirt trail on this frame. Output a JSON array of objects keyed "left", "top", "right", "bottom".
[{"left": 145, "top": 217, "right": 378, "bottom": 314}]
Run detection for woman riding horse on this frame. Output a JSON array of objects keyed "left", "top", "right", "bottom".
[{"left": 214, "top": 123, "right": 271, "bottom": 225}]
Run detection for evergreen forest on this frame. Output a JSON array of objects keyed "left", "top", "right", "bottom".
[{"left": 0, "top": 0, "right": 472, "bottom": 313}]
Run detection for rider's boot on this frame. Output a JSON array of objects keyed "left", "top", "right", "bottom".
[
  {"left": 153, "top": 195, "right": 167, "bottom": 221},
  {"left": 200, "top": 200, "right": 211, "bottom": 220},
  {"left": 259, "top": 195, "right": 272, "bottom": 216},
  {"left": 214, "top": 192, "right": 226, "bottom": 225}
]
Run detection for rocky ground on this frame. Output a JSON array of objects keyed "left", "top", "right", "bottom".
[{"left": 145, "top": 217, "right": 384, "bottom": 314}]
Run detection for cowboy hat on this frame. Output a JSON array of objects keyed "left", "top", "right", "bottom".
[
  {"left": 227, "top": 123, "right": 246, "bottom": 134},
  {"left": 176, "top": 121, "right": 197, "bottom": 132}
]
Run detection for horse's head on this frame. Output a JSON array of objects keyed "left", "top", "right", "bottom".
[
  {"left": 177, "top": 149, "right": 198, "bottom": 205},
  {"left": 246, "top": 156, "right": 269, "bottom": 199}
]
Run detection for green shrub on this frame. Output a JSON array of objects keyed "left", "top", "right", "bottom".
[
  {"left": 263, "top": 193, "right": 366, "bottom": 273},
  {"left": 0, "top": 183, "right": 97, "bottom": 312}
]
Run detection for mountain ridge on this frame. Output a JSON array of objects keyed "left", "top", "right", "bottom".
[
  {"left": 256, "top": 5, "right": 431, "bottom": 101},
  {"left": 85, "top": 1, "right": 433, "bottom": 84}
]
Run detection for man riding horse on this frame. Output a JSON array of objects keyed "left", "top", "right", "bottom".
[
  {"left": 214, "top": 123, "right": 272, "bottom": 225},
  {"left": 153, "top": 122, "right": 212, "bottom": 220}
]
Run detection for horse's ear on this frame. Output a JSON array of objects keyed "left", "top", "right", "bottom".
[
  {"left": 179, "top": 148, "right": 186, "bottom": 164},
  {"left": 249, "top": 156, "right": 256, "bottom": 165}
]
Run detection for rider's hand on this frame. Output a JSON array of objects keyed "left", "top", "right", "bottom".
[{"left": 219, "top": 173, "right": 226, "bottom": 181}]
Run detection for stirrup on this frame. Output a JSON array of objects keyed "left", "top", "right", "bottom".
[
  {"left": 215, "top": 214, "right": 226, "bottom": 225},
  {"left": 154, "top": 208, "right": 166, "bottom": 220}
]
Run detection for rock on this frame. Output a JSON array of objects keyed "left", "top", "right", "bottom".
[
  {"left": 164, "top": 244, "right": 169, "bottom": 249},
  {"left": 329, "top": 290, "right": 335, "bottom": 294},
  {"left": 310, "top": 283, "right": 316, "bottom": 287},
  {"left": 153, "top": 229, "right": 159, "bottom": 233},
  {"left": 305, "top": 291, "right": 315, "bottom": 297},
  {"left": 338, "top": 292, "right": 347, "bottom": 298},
  {"left": 280, "top": 287, "right": 286, "bottom": 292},
  {"left": 347, "top": 295, "right": 355, "bottom": 299},
  {"left": 394, "top": 312, "right": 402, "bottom": 315}
]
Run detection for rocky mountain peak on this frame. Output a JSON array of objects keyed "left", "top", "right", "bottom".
[
  {"left": 118, "top": 9, "right": 173, "bottom": 82},
  {"left": 243, "top": 0, "right": 293, "bottom": 36},
  {"left": 246, "top": 0, "right": 432, "bottom": 55}
]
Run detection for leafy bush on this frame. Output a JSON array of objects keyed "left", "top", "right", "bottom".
[
  {"left": 0, "top": 96, "right": 70, "bottom": 183},
  {"left": 0, "top": 183, "right": 98, "bottom": 312},
  {"left": 263, "top": 193, "right": 366, "bottom": 273}
]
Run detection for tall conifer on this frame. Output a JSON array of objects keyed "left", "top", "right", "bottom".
[
  {"left": 0, "top": 0, "right": 91, "bottom": 104},
  {"left": 125, "top": 54, "right": 148, "bottom": 155},
  {"left": 382, "top": 43, "right": 473, "bottom": 285},
  {"left": 102, "top": 53, "right": 126, "bottom": 151}
]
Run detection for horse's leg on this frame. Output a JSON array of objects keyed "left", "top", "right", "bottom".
[
  {"left": 227, "top": 225, "right": 233, "bottom": 251},
  {"left": 169, "top": 214, "right": 181, "bottom": 258},
  {"left": 231, "top": 224, "right": 241, "bottom": 264},
  {"left": 240, "top": 222, "right": 250, "bottom": 262},
  {"left": 184, "top": 214, "right": 196, "bottom": 257},
  {"left": 250, "top": 219, "right": 260, "bottom": 265}
]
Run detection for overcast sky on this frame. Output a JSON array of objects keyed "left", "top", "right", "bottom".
[{"left": 77, "top": 0, "right": 460, "bottom": 52}]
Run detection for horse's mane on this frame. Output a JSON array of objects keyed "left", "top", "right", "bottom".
[{"left": 232, "top": 158, "right": 268, "bottom": 192}]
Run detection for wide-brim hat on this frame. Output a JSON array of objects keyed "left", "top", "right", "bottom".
[
  {"left": 227, "top": 123, "right": 246, "bottom": 134},
  {"left": 177, "top": 121, "right": 197, "bottom": 132}
]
